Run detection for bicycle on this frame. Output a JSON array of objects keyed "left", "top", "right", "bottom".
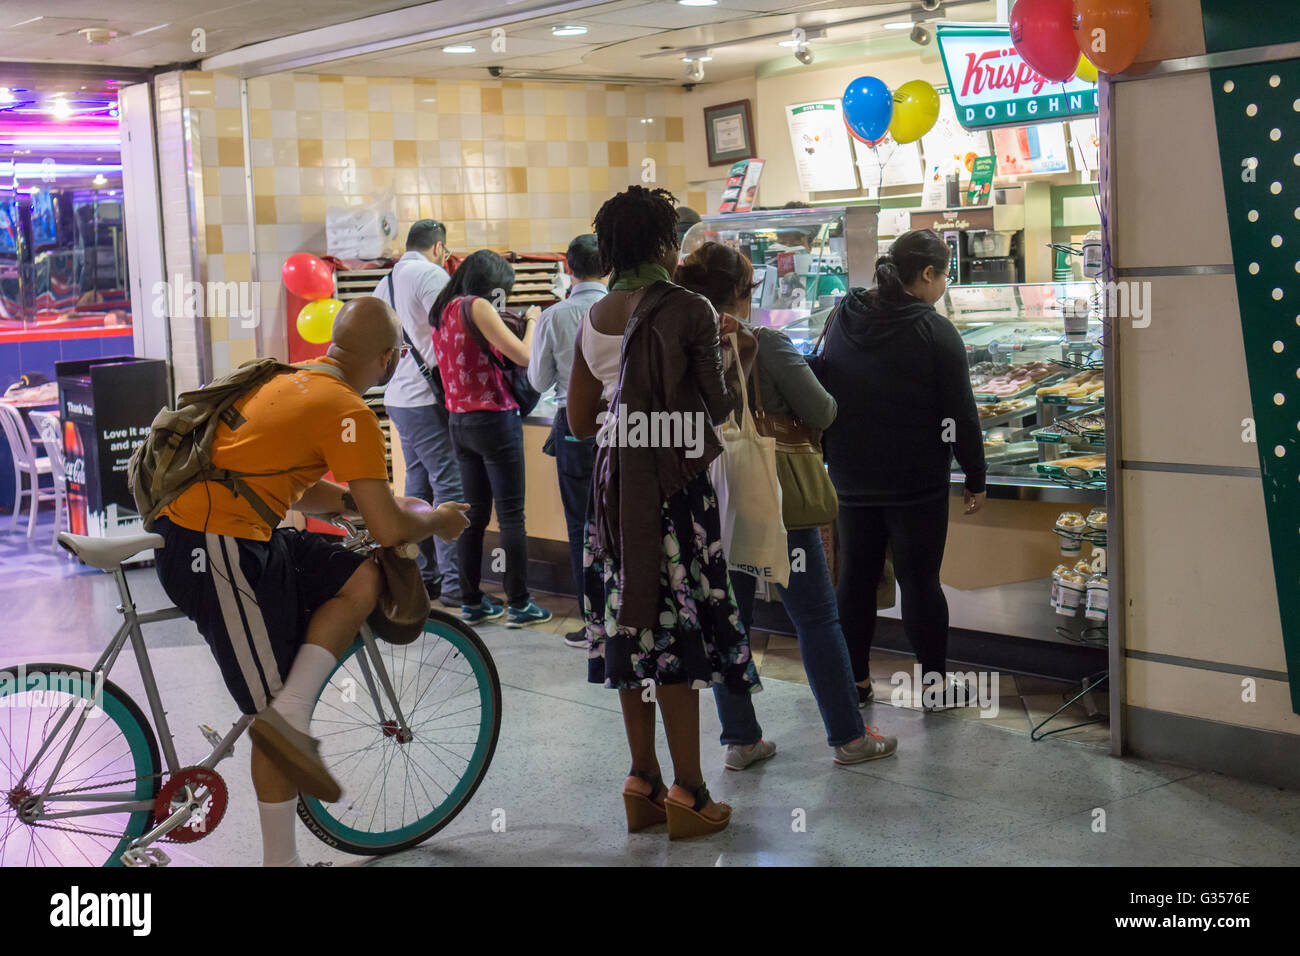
[{"left": 0, "top": 518, "right": 502, "bottom": 867}]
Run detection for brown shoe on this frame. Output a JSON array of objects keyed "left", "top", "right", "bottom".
[{"left": 249, "top": 707, "right": 342, "bottom": 803}]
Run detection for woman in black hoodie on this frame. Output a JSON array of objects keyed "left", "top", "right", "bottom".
[{"left": 814, "top": 229, "right": 986, "bottom": 706}]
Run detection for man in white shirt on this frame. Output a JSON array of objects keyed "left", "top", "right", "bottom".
[
  {"left": 381, "top": 220, "right": 464, "bottom": 606},
  {"left": 528, "top": 234, "right": 608, "bottom": 648}
]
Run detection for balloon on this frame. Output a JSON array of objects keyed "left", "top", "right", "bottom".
[
  {"left": 1010, "top": 0, "right": 1079, "bottom": 83},
  {"left": 1074, "top": 52, "right": 1099, "bottom": 83},
  {"left": 282, "top": 253, "right": 334, "bottom": 300},
  {"left": 296, "top": 297, "right": 342, "bottom": 344},
  {"left": 1072, "top": 0, "right": 1152, "bottom": 74},
  {"left": 841, "top": 76, "right": 892, "bottom": 144},
  {"left": 889, "top": 80, "right": 941, "bottom": 144}
]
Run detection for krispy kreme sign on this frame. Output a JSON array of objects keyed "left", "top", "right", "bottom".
[{"left": 937, "top": 24, "right": 1099, "bottom": 130}]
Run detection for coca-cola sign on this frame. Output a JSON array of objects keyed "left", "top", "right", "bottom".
[{"left": 937, "top": 25, "right": 1098, "bottom": 130}]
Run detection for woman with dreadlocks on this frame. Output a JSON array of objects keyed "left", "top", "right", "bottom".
[{"left": 567, "top": 186, "right": 761, "bottom": 840}]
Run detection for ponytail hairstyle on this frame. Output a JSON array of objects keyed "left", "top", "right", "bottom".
[
  {"left": 872, "top": 228, "right": 950, "bottom": 304},
  {"left": 673, "top": 241, "right": 758, "bottom": 314}
]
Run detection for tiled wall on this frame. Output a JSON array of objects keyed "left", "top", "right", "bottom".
[{"left": 181, "top": 71, "right": 691, "bottom": 378}]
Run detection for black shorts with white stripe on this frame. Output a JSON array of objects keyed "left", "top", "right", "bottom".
[{"left": 153, "top": 516, "right": 368, "bottom": 715}]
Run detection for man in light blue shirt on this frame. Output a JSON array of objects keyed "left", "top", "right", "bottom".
[
  {"left": 528, "top": 234, "right": 607, "bottom": 648},
  {"left": 381, "top": 219, "right": 464, "bottom": 607}
]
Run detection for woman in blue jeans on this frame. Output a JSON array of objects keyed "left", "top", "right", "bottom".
[
  {"left": 674, "top": 243, "right": 898, "bottom": 768},
  {"left": 428, "top": 250, "right": 552, "bottom": 628}
]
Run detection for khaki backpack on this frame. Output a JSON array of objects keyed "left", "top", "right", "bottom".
[{"left": 128, "top": 358, "right": 348, "bottom": 532}]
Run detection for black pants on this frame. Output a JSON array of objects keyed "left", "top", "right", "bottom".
[
  {"left": 550, "top": 407, "right": 595, "bottom": 602},
  {"left": 449, "top": 409, "right": 530, "bottom": 608},
  {"left": 836, "top": 496, "right": 950, "bottom": 681}
]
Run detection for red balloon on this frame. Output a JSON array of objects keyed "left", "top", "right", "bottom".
[
  {"left": 1010, "top": 0, "right": 1080, "bottom": 83},
  {"left": 281, "top": 253, "right": 334, "bottom": 300},
  {"left": 844, "top": 114, "right": 886, "bottom": 147},
  {"left": 1073, "top": 0, "right": 1152, "bottom": 74}
]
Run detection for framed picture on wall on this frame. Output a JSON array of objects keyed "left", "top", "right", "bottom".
[{"left": 704, "top": 99, "right": 756, "bottom": 167}]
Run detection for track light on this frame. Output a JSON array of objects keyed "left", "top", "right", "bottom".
[
  {"left": 684, "top": 58, "right": 705, "bottom": 82},
  {"left": 794, "top": 43, "right": 813, "bottom": 64},
  {"left": 910, "top": 23, "right": 932, "bottom": 46}
]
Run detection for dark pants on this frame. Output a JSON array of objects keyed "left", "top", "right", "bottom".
[
  {"left": 385, "top": 401, "right": 463, "bottom": 599},
  {"left": 713, "top": 527, "right": 865, "bottom": 748},
  {"left": 837, "top": 497, "right": 951, "bottom": 682},
  {"left": 449, "top": 409, "right": 530, "bottom": 608},
  {"left": 550, "top": 407, "right": 596, "bottom": 601}
]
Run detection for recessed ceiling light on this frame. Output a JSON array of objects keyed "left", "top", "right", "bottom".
[
  {"left": 442, "top": 44, "right": 476, "bottom": 54},
  {"left": 883, "top": 22, "right": 913, "bottom": 30},
  {"left": 552, "top": 24, "right": 588, "bottom": 37},
  {"left": 677, "top": 0, "right": 718, "bottom": 6}
]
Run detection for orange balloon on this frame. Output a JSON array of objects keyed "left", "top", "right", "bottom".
[{"left": 1072, "top": 0, "right": 1152, "bottom": 74}]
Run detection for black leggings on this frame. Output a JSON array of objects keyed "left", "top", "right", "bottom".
[{"left": 836, "top": 497, "right": 951, "bottom": 682}]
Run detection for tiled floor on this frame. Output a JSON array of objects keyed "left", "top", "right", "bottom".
[
  {"left": 2, "top": 538, "right": 1297, "bottom": 867},
  {"left": 0, "top": 510, "right": 96, "bottom": 588}
]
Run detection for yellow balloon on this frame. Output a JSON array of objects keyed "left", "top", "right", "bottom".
[
  {"left": 1075, "top": 53, "right": 1099, "bottom": 84},
  {"left": 888, "top": 80, "right": 941, "bottom": 145},
  {"left": 297, "top": 297, "right": 342, "bottom": 344}
]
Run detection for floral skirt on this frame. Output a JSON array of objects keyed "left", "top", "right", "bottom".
[{"left": 583, "top": 471, "right": 762, "bottom": 694}]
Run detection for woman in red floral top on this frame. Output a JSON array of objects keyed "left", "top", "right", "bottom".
[{"left": 427, "top": 250, "right": 548, "bottom": 627}]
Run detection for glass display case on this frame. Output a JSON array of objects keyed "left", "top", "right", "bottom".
[
  {"left": 681, "top": 205, "right": 879, "bottom": 334},
  {"left": 772, "top": 279, "right": 1106, "bottom": 496}
]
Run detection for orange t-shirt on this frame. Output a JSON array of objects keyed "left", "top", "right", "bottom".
[{"left": 162, "top": 358, "right": 389, "bottom": 540}]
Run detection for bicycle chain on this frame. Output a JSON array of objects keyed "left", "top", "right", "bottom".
[{"left": 17, "top": 771, "right": 210, "bottom": 844}]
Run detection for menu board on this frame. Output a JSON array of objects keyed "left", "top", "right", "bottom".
[
  {"left": 785, "top": 100, "right": 860, "bottom": 192},
  {"left": 1069, "top": 119, "right": 1100, "bottom": 174},
  {"left": 991, "top": 123, "right": 1070, "bottom": 175},
  {"left": 921, "top": 97, "right": 993, "bottom": 181},
  {"left": 851, "top": 132, "right": 923, "bottom": 192}
]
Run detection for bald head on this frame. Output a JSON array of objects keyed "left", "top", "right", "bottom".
[
  {"left": 325, "top": 295, "right": 403, "bottom": 392},
  {"left": 329, "top": 295, "right": 401, "bottom": 360}
]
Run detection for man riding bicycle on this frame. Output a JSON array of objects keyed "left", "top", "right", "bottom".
[{"left": 152, "top": 295, "right": 470, "bottom": 866}]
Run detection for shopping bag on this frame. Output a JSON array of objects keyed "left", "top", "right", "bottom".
[{"left": 708, "top": 335, "right": 789, "bottom": 587}]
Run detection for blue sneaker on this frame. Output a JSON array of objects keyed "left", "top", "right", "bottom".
[
  {"left": 505, "top": 601, "right": 553, "bottom": 629},
  {"left": 461, "top": 596, "right": 505, "bottom": 624}
]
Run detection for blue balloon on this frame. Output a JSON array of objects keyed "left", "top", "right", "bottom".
[{"left": 842, "top": 76, "right": 893, "bottom": 144}]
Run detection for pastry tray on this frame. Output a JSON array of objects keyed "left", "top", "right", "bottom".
[
  {"left": 977, "top": 403, "right": 1037, "bottom": 428},
  {"left": 974, "top": 369, "right": 1069, "bottom": 403}
]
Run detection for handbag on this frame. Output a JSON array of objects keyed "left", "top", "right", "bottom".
[
  {"left": 365, "top": 543, "right": 431, "bottom": 645},
  {"left": 382, "top": 270, "right": 446, "bottom": 408},
  {"left": 708, "top": 334, "right": 790, "bottom": 587},
  {"left": 750, "top": 330, "right": 838, "bottom": 530},
  {"left": 460, "top": 297, "right": 542, "bottom": 415}
]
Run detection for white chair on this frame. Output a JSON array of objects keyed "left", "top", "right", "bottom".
[
  {"left": 0, "top": 403, "right": 57, "bottom": 538},
  {"left": 28, "top": 410, "right": 68, "bottom": 547}
]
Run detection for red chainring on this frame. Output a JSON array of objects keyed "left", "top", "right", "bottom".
[{"left": 153, "top": 767, "right": 228, "bottom": 843}]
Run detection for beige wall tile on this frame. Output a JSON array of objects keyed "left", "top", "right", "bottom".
[
  {"left": 370, "top": 112, "right": 393, "bottom": 140},
  {"left": 299, "top": 139, "right": 323, "bottom": 167},
  {"left": 1126, "top": 658, "right": 1300, "bottom": 735}
]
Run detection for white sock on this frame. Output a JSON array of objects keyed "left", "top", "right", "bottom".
[
  {"left": 259, "top": 798, "right": 302, "bottom": 867},
  {"left": 270, "top": 643, "right": 338, "bottom": 734}
]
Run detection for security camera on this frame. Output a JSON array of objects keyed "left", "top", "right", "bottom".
[
  {"left": 794, "top": 43, "right": 814, "bottom": 65},
  {"left": 488, "top": 66, "right": 503, "bottom": 77}
]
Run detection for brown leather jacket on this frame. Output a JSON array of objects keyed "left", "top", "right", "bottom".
[{"left": 590, "top": 280, "right": 742, "bottom": 629}]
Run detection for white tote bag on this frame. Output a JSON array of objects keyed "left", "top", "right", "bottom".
[{"left": 708, "top": 335, "right": 790, "bottom": 587}]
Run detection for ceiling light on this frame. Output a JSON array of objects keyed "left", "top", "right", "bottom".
[
  {"left": 685, "top": 59, "right": 705, "bottom": 82},
  {"left": 883, "top": 21, "right": 913, "bottom": 30},
  {"left": 0, "top": 89, "right": 14, "bottom": 105},
  {"left": 677, "top": 0, "right": 718, "bottom": 6},
  {"left": 681, "top": 55, "right": 712, "bottom": 62},
  {"left": 551, "top": 24, "right": 588, "bottom": 37},
  {"left": 442, "top": 44, "right": 476, "bottom": 54},
  {"left": 910, "top": 24, "right": 933, "bottom": 46},
  {"left": 794, "top": 43, "right": 813, "bottom": 65},
  {"left": 92, "top": 174, "right": 106, "bottom": 186},
  {"left": 51, "top": 97, "right": 71, "bottom": 120}
]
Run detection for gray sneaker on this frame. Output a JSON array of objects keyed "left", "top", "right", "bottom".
[
  {"left": 833, "top": 729, "right": 898, "bottom": 765},
  {"left": 724, "top": 739, "right": 777, "bottom": 771}
]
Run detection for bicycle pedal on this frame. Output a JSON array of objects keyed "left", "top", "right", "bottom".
[
  {"left": 199, "top": 723, "right": 231, "bottom": 759},
  {"left": 121, "top": 846, "right": 171, "bottom": 868}
]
